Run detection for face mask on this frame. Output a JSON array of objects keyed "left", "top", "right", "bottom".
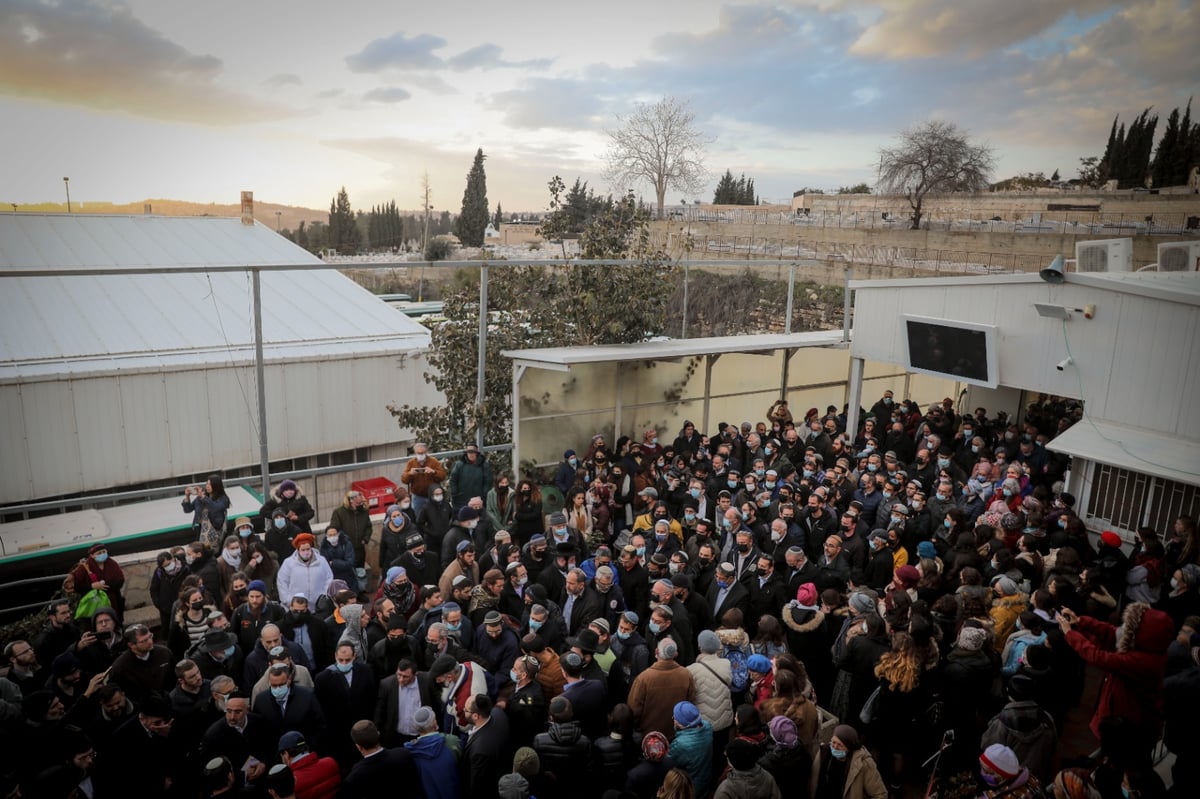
[
  {"left": 891, "top": 515, "right": 903, "bottom": 526},
  {"left": 648, "top": 620, "right": 662, "bottom": 635},
  {"left": 684, "top": 511, "right": 696, "bottom": 522},
  {"left": 529, "top": 619, "right": 543, "bottom": 631},
  {"left": 981, "top": 772, "right": 1002, "bottom": 786},
  {"left": 737, "top": 543, "right": 751, "bottom": 554},
  {"left": 771, "top": 530, "right": 784, "bottom": 543},
  {"left": 190, "top": 599, "right": 205, "bottom": 611},
  {"left": 400, "top": 500, "right": 412, "bottom": 510},
  {"left": 861, "top": 621, "right": 868, "bottom": 634},
  {"left": 1058, "top": 518, "right": 1067, "bottom": 529},
  {"left": 290, "top": 610, "right": 308, "bottom": 622},
  {"left": 238, "top": 527, "right": 253, "bottom": 538},
  {"left": 727, "top": 480, "right": 738, "bottom": 489},
  {"left": 299, "top": 551, "right": 312, "bottom": 562},
  {"left": 416, "top": 454, "right": 427, "bottom": 463},
  {"left": 616, "top": 629, "right": 631, "bottom": 641},
  {"left": 95, "top": 553, "right": 109, "bottom": 563},
  {"left": 274, "top": 518, "right": 286, "bottom": 529},
  {"left": 938, "top": 459, "right": 950, "bottom": 468},
  {"left": 1003, "top": 489, "right": 1013, "bottom": 498},
  {"left": 1170, "top": 577, "right": 1180, "bottom": 591},
  {"left": 803, "top": 469, "right": 814, "bottom": 479},
  {"left": 668, "top": 563, "right": 681, "bottom": 575},
  {"left": 944, "top": 519, "right": 952, "bottom": 529},
  {"left": 971, "top": 445, "right": 980, "bottom": 454},
  {"left": 509, "top": 669, "right": 521, "bottom": 683},
  {"left": 432, "top": 493, "right": 444, "bottom": 502},
  {"left": 739, "top": 510, "right": 749, "bottom": 521},
  {"left": 554, "top": 527, "right": 568, "bottom": 539},
  {"left": 223, "top": 645, "right": 236, "bottom": 659},
  {"left": 445, "top": 621, "right": 461, "bottom": 632},
  {"left": 766, "top": 480, "right": 777, "bottom": 489},
  {"left": 336, "top": 661, "right": 354, "bottom": 673},
  {"left": 656, "top": 533, "right": 668, "bottom": 542},
  {"left": 390, "top": 515, "right": 402, "bottom": 525},
  {"left": 326, "top": 534, "right": 339, "bottom": 546},
  {"left": 164, "top": 560, "right": 179, "bottom": 574},
  {"left": 270, "top": 685, "right": 289, "bottom": 700},
  {"left": 830, "top": 746, "right": 847, "bottom": 760},
  {"left": 635, "top": 546, "right": 646, "bottom": 557},
  {"left": 867, "top": 464, "right": 878, "bottom": 472},
  {"left": 690, "top": 488, "right": 701, "bottom": 499},
  {"left": 722, "top": 518, "right": 733, "bottom": 531},
  {"left": 568, "top": 457, "right": 578, "bottom": 467},
  {"left": 698, "top": 558, "right": 712, "bottom": 567}
]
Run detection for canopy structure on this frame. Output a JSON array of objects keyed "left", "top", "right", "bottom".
[
  {"left": 502, "top": 331, "right": 849, "bottom": 471},
  {"left": 1047, "top": 419, "right": 1200, "bottom": 488}
]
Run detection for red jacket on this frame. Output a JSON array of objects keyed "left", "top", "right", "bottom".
[
  {"left": 291, "top": 752, "right": 341, "bottom": 799},
  {"left": 1065, "top": 608, "right": 1174, "bottom": 740}
]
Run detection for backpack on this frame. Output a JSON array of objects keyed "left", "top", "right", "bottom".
[{"left": 723, "top": 642, "right": 750, "bottom": 693}]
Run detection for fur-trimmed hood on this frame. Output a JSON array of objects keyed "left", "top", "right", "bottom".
[
  {"left": 1117, "top": 602, "right": 1176, "bottom": 654},
  {"left": 783, "top": 604, "right": 825, "bottom": 634},
  {"left": 716, "top": 627, "right": 750, "bottom": 648}
]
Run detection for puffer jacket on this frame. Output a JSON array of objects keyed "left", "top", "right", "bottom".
[
  {"left": 981, "top": 699, "right": 1057, "bottom": 782},
  {"left": 759, "top": 743, "right": 812, "bottom": 799},
  {"left": 989, "top": 594, "right": 1028, "bottom": 648},
  {"left": 533, "top": 720, "right": 591, "bottom": 780},
  {"left": 289, "top": 751, "right": 341, "bottom": 799},
  {"left": 669, "top": 719, "right": 714, "bottom": 796},
  {"left": 591, "top": 733, "right": 640, "bottom": 794},
  {"left": 715, "top": 764, "right": 782, "bottom": 799},
  {"left": 688, "top": 654, "right": 734, "bottom": 731},
  {"left": 276, "top": 551, "right": 334, "bottom": 605}
]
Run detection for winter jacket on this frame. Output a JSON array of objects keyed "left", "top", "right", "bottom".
[
  {"left": 981, "top": 699, "right": 1057, "bottom": 782},
  {"left": 402, "top": 456, "right": 448, "bottom": 499},
  {"left": 449, "top": 456, "right": 494, "bottom": 508},
  {"left": 592, "top": 733, "right": 641, "bottom": 794},
  {"left": 812, "top": 746, "right": 887, "bottom": 799},
  {"left": 328, "top": 496, "right": 374, "bottom": 567},
  {"left": 669, "top": 719, "right": 714, "bottom": 796},
  {"left": 418, "top": 495, "right": 453, "bottom": 551},
  {"left": 378, "top": 518, "right": 410, "bottom": 573},
  {"left": 319, "top": 534, "right": 356, "bottom": 587},
  {"left": 1000, "top": 629, "right": 1046, "bottom": 676},
  {"left": 405, "top": 731, "right": 461, "bottom": 799},
  {"left": 715, "top": 764, "right": 782, "bottom": 799},
  {"left": 1065, "top": 606, "right": 1175, "bottom": 740},
  {"left": 628, "top": 660, "right": 697, "bottom": 738},
  {"left": 533, "top": 720, "right": 591, "bottom": 780},
  {"left": 688, "top": 654, "right": 735, "bottom": 731},
  {"left": 989, "top": 594, "right": 1028, "bottom": 649},
  {"left": 941, "top": 647, "right": 996, "bottom": 744},
  {"left": 260, "top": 487, "right": 315, "bottom": 533},
  {"left": 288, "top": 751, "right": 341, "bottom": 799},
  {"left": 276, "top": 551, "right": 334, "bottom": 605},
  {"left": 760, "top": 743, "right": 812, "bottom": 799}
]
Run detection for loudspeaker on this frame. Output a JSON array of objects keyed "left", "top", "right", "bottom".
[{"left": 1040, "top": 254, "right": 1065, "bottom": 283}]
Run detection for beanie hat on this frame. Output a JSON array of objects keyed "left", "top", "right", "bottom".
[
  {"left": 1059, "top": 493, "right": 1077, "bottom": 508},
  {"left": 673, "top": 701, "right": 701, "bottom": 728},
  {"left": 642, "top": 732, "right": 669, "bottom": 762},
  {"left": 497, "top": 774, "right": 530, "bottom": 799},
  {"left": 52, "top": 652, "right": 81, "bottom": 678},
  {"left": 833, "top": 724, "right": 859, "bottom": 749},
  {"left": 386, "top": 566, "right": 406, "bottom": 583},
  {"left": 849, "top": 592, "right": 876, "bottom": 615},
  {"left": 1100, "top": 531, "right": 1123, "bottom": 549},
  {"left": 994, "top": 576, "right": 1018, "bottom": 596},
  {"left": 725, "top": 738, "right": 760, "bottom": 771},
  {"left": 746, "top": 654, "right": 772, "bottom": 674},
  {"left": 548, "top": 512, "right": 567, "bottom": 526},
  {"left": 895, "top": 565, "right": 921, "bottom": 588},
  {"left": 795, "top": 583, "right": 818, "bottom": 607},
  {"left": 980, "top": 743, "right": 1020, "bottom": 780},
  {"left": 279, "top": 479, "right": 298, "bottom": 493},
  {"left": 697, "top": 629, "right": 720, "bottom": 655},
  {"left": 292, "top": 532, "right": 315, "bottom": 549},
  {"left": 512, "top": 747, "right": 540, "bottom": 778},
  {"left": 247, "top": 579, "right": 268, "bottom": 595},
  {"left": 957, "top": 626, "right": 988, "bottom": 652},
  {"left": 768, "top": 715, "right": 799, "bottom": 749},
  {"left": 405, "top": 532, "right": 423, "bottom": 549},
  {"left": 457, "top": 506, "right": 480, "bottom": 522},
  {"left": 917, "top": 541, "right": 937, "bottom": 560}
]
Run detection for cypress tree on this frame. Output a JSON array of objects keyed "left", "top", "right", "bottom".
[{"left": 455, "top": 148, "right": 489, "bottom": 247}]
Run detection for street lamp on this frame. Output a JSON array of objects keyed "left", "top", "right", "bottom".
[
  {"left": 63, "top": 177, "right": 71, "bottom": 213},
  {"left": 10, "top": 203, "right": 16, "bottom": 215},
  {"left": 274, "top": 210, "right": 282, "bottom": 231}
]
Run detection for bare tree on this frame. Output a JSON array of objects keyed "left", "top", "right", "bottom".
[
  {"left": 878, "top": 120, "right": 995, "bottom": 229},
  {"left": 603, "top": 96, "right": 711, "bottom": 219}
]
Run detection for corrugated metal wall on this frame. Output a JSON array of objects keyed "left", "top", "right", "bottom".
[
  {"left": 0, "top": 352, "right": 442, "bottom": 504},
  {"left": 850, "top": 278, "right": 1199, "bottom": 438}
]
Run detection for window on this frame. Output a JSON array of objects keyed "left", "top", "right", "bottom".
[{"left": 1085, "top": 462, "right": 1198, "bottom": 537}]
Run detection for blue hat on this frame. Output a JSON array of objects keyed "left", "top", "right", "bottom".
[
  {"left": 278, "top": 730, "right": 307, "bottom": 752},
  {"left": 457, "top": 506, "right": 480, "bottom": 522},
  {"left": 917, "top": 541, "right": 937, "bottom": 560},
  {"left": 564, "top": 449, "right": 576, "bottom": 458},
  {"left": 673, "top": 701, "right": 701, "bottom": 728},
  {"left": 386, "top": 566, "right": 406, "bottom": 583},
  {"left": 746, "top": 654, "right": 772, "bottom": 674},
  {"left": 247, "top": 580, "right": 268, "bottom": 595},
  {"left": 385, "top": 504, "right": 401, "bottom": 516},
  {"left": 456, "top": 539, "right": 475, "bottom": 553}
]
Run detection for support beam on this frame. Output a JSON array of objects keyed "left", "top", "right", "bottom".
[
  {"left": 780, "top": 348, "right": 794, "bottom": 400},
  {"left": 701, "top": 353, "right": 721, "bottom": 433},
  {"left": 511, "top": 362, "right": 527, "bottom": 476},
  {"left": 845, "top": 356, "right": 865, "bottom": 441},
  {"left": 785, "top": 264, "right": 796, "bottom": 334},
  {"left": 613, "top": 363, "right": 623, "bottom": 445},
  {"left": 252, "top": 269, "right": 270, "bottom": 498},
  {"left": 842, "top": 266, "right": 852, "bottom": 343}
]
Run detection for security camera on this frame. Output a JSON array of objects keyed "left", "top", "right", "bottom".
[{"left": 1056, "top": 357, "right": 1073, "bottom": 371}]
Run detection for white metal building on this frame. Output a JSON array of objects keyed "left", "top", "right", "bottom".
[
  {"left": 0, "top": 214, "right": 436, "bottom": 505},
  {"left": 847, "top": 270, "right": 1200, "bottom": 540}
]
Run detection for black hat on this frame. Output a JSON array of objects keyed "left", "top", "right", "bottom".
[
  {"left": 554, "top": 540, "right": 577, "bottom": 556},
  {"left": 405, "top": 533, "right": 424, "bottom": 549},
  {"left": 428, "top": 654, "right": 458, "bottom": 681},
  {"left": 568, "top": 628, "right": 599, "bottom": 654},
  {"left": 197, "top": 629, "right": 238, "bottom": 654}
]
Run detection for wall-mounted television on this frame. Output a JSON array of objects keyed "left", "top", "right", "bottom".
[{"left": 902, "top": 315, "right": 999, "bottom": 388}]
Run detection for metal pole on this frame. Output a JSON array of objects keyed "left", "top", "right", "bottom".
[
  {"left": 511, "top": 364, "right": 523, "bottom": 476},
  {"left": 63, "top": 177, "right": 71, "bottom": 213},
  {"left": 784, "top": 264, "right": 796, "bottom": 334},
  {"left": 475, "top": 264, "right": 489, "bottom": 450},
  {"left": 681, "top": 262, "right": 689, "bottom": 339},
  {"left": 842, "top": 266, "right": 852, "bottom": 343},
  {"left": 252, "top": 269, "right": 270, "bottom": 498}
]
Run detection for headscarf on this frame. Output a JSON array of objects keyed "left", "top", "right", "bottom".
[
  {"left": 337, "top": 604, "right": 369, "bottom": 661},
  {"left": 832, "top": 724, "right": 860, "bottom": 750}
]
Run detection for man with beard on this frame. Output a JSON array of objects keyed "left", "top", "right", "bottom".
[
  {"left": 592, "top": 565, "right": 627, "bottom": 628},
  {"left": 617, "top": 544, "right": 651, "bottom": 620},
  {"left": 396, "top": 533, "right": 437, "bottom": 593},
  {"left": 278, "top": 593, "right": 332, "bottom": 671},
  {"left": 468, "top": 569, "right": 506, "bottom": 628},
  {"left": 368, "top": 613, "right": 417, "bottom": 680},
  {"left": 500, "top": 562, "right": 531, "bottom": 619}
]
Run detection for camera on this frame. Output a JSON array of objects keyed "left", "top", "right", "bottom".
[{"left": 1056, "top": 357, "right": 1073, "bottom": 371}]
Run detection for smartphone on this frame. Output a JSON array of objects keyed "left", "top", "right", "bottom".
[{"left": 96, "top": 630, "right": 112, "bottom": 641}]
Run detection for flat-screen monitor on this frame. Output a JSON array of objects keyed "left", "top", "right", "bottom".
[{"left": 902, "top": 315, "right": 999, "bottom": 388}]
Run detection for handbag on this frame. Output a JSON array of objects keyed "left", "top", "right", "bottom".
[
  {"left": 859, "top": 685, "right": 881, "bottom": 725},
  {"left": 75, "top": 588, "right": 109, "bottom": 620}
]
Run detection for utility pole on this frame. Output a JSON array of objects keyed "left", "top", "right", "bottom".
[
  {"left": 274, "top": 210, "right": 282, "bottom": 231},
  {"left": 420, "top": 172, "right": 432, "bottom": 302},
  {"left": 63, "top": 177, "right": 71, "bottom": 213}
]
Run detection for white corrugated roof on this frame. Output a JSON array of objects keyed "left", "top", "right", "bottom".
[
  {"left": 1048, "top": 418, "right": 1200, "bottom": 488},
  {"left": 0, "top": 215, "right": 430, "bottom": 382},
  {"left": 502, "top": 331, "right": 848, "bottom": 369}
]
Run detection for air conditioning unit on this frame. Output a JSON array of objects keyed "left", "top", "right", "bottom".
[
  {"left": 1075, "top": 238, "right": 1133, "bottom": 273},
  {"left": 1156, "top": 241, "right": 1200, "bottom": 272}
]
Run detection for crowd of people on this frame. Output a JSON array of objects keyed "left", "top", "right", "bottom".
[{"left": 3, "top": 393, "right": 1199, "bottom": 799}]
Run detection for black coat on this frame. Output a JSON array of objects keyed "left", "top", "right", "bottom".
[
  {"left": 505, "top": 681, "right": 547, "bottom": 749},
  {"left": 560, "top": 679, "right": 608, "bottom": 741},
  {"left": 563, "top": 586, "right": 604, "bottom": 636},
  {"left": 374, "top": 671, "right": 435, "bottom": 748},
  {"left": 707, "top": 579, "right": 750, "bottom": 627},
  {"left": 463, "top": 709, "right": 511, "bottom": 799},
  {"left": 533, "top": 721, "right": 591, "bottom": 784},
  {"left": 314, "top": 662, "right": 378, "bottom": 746},
  {"left": 340, "top": 747, "right": 422, "bottom": 799},
  {"left": 201, "top": 712, "right": 278, "bottom": 774},
  {"left": 251, "top": 683, "right": 326, "bottom": 743}
]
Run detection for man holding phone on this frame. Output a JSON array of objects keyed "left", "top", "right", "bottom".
[{"left": 77, "top": 606, "right": 123, "bottom": 677}]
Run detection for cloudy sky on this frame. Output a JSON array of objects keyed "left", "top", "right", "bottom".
[{"left": 1, "top": 0, "right": 1195, "bottom": 213}]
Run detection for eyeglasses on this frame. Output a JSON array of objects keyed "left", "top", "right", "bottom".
[{"left": 10, "top": 648, "right": 33, "bottom": 658}]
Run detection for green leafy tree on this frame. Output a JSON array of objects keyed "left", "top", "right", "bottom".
[
  {"left": 327, "top": 187, "right": 362, "bottom": 255},
  {"left": 456, "top": 148, "right": 489, "bottom": 247},
  {"left": 1077, "top": 156, "right": 1102, "bottom": 188},
  {"left": 878, "top": 120, "right": 995, "bottom": 229},
  {"left": 389, "top": 184, "right": 677, "bottom": 465}
]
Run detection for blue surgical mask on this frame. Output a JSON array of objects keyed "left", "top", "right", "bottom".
[
  {"left": 938, "top": 458, "right": 950, "bottom": 468},
  {"left": 95, "top": 553, "right": 109, "bottom": 563},
  {"left": 636, "top": 546, "right": 646, "bottom": 557},
  {"left": 648, "top": 620, "right": 661, "bottom": 635},
  {"left": 867, "top": 464, "right": 878, "bottom": 472},
  {"left": 270, "top": 685, "right": 289, "bottom": 700},
  {"left": 223, "top": 645, "right": 236, "bottom": 658},
  {"left": 722, "top": 518, "right": 732, "bottom": 530},
  {"left": 1003, "top": 489, "right": 1013, "bottom": 498},
  {"left": 830, "top": 746, "right": 847, "bottom": 760},
  {"left": 568, "top": 457, "right": 578, "bottom": 467},
  {"left": 727, "top": 480, "right": 738, "bottom": 489},
  {"left": 944, "top": 519, "right": 953, "bottom": 529},
  {"left": 971, "top": 445, "right": 979, "bottom": 454},
  {"left": 740, "top": 510, "right": 749, "bottom": 521},
  {"left": 891, "top": 515, "right": 902, "bottom": 525},
  {"left": 336, "top": 661, "right": 353, "bottom": 673},
  {"left": 616, "top": 629, "right": 631, "bottom": 641},
  {"left": 529, "top": 619, "right": 543, "bottom": 631},
  {"left": 803, "top": 469, "right": 814, "bottom": 479},
  {"left": 274, "top": 518, "right": 286, "bottom": 529},
  {"left": 690, "top": 488, "right": 701, "bottom": 499},
  {"left": 1058, "top": 518, "right": 1067, "bottom": 529},
  {"left": 764, "top": 446, "right": 773, "bottom": 456},
  {"left": 239, "top": 527, "right": 253, "bottom": 538},
  {"left": 684, "top": 512, "right": 696, "bottom": 521},
  {"left": 765, "top": 480, "right": 776, "bottom": 489},
  {"left": 510, "top": 669, "right": 520, "bottom": 683},
  {"left": 446, "top": 621, "right": 461, "bottom": 632}
]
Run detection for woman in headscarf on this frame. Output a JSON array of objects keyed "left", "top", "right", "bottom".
[
  {"left": 336, "top": 602, "right": 370, "bottom": 662},
  {"left": 812, "top": 724, "right": 887, "bottom": 799}
]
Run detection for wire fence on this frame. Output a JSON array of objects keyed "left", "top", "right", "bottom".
[{"left": 658, "top": 207, "right": 1200, "bottom": 236}]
